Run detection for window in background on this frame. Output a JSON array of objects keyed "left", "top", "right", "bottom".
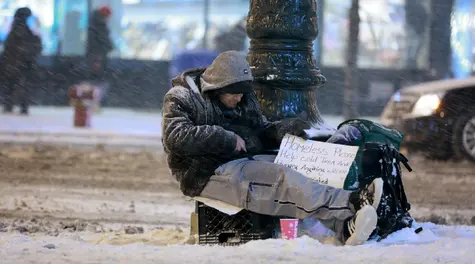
[
  {"left": 451, "top": 0, "right": 475, "bottom": 78},
  {"left": 0, "top": 0, "right": 54, "bottom": 55},
  {"left": 55, "top": 0, "right": 89, "bottom": 56},
  {"left": 116, "top": 0, "right": 249, "bottom": 61},
  {"left": 119, "top": 0, "right": 205, "bottom": 60},
  {"left": 208, "top": 0, "right": 249, "bottom": 53},
  {"left": 405, "top": 0, "right": 431, "bottom": 70},
  {"left": 321, "top": 0, "right": 351, "bottom": 67},
  {"left": 357, "top": 0, "right": 406, "bottom": 68},
  {"left": 321, "top": 0, "right": 428, "bottom": 69}
]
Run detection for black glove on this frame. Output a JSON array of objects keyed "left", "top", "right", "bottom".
[{"left": 276, "top": 112, "right": 312, "bottom": 140}]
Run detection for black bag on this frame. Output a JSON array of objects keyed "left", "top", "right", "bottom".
[{"left": 332, "top": 119, "right": 414, "bottom": 240}]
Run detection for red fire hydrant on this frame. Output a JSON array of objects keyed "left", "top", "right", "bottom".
[{"left": 69, "top": 83, "right": 96, "bottom": 128}]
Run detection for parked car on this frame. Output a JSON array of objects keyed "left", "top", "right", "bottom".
[{"left": 380, "top": 77, "right": 475, "bottom": 161}]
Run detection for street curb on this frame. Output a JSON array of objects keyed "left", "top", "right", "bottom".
[
  {"left": 0, "top": 130, "right": 161, "bottom": 140},
  {"left": 0, "top": 132, "right": 163, "bottom": 151}
]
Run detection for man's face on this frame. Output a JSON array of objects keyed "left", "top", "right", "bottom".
[{"left": 219, "top": 93, "right": 244, "bottom": 109}]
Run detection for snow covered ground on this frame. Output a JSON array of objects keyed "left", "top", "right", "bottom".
[
  {"left": 0, "top": 107, "right": 162, "bottom": 150},
  {"left": 1, "top": 223, "right": 474, "bottom": 263},
  {"left": 0, "top": 106, "right": 162, "bottom": 136},
  {"left": 0, "top": 109, "right": 474, "bottom": 264},
  {"left": 0, "top": 146, "right": 474, "bottom": 263}
]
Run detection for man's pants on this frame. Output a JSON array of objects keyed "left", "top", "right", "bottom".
[{"left": 200, "top": 155, "right": 355, "bottom": 242}]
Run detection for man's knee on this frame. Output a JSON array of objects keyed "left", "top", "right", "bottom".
[
  {"left": 240, "top": 159, "right": 288, "bottom": 185},
  {"left": 251, "top": 155, "right": 277, "bottom": 163}
]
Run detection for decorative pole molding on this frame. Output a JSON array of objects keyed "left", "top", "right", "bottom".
[{"left": 246, "top": 0, "right": 326, "bottom": 124}]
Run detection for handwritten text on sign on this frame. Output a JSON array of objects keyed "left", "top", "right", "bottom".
[{"left": 274, "top": 134, "right": 358, "bottom": 188}]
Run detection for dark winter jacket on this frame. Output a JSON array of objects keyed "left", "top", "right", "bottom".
[
  {"left": 162, "top": 68, "right": 311, "bottom": 197},
  {"left": 1, "top": 8, "right": 42, "bottom": 78},
  {"left": 86, "top": 10, "right": 113, "bottom": 58}
]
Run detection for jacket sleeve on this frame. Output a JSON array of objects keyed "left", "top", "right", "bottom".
[
  {"left": 32, "top": 35, "right": 43, "bottom": 57},
  {"left": 27, "top": 35, "right": 42, "bottom": 62},
  {"left": 259, "top": 116, "right": 281, "bottom": 149},
  {"left": 245, "top": 94, "right": 281, "bottom": 149},
  {"left": 100, "top": 26, "right": 113, "bottom": 52},
  {"left": 162, "top": 90, "right": 237, "bottom": 155},
  {"left": 87, "top": 23, "right": 113, "bottom": 54}
]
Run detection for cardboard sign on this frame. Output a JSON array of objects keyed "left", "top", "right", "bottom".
[{"left": 274, "top": 134, "right": 359, "bottom": 188}]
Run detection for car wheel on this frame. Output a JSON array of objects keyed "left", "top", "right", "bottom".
[{"left": 452, "top": 110, "right": 475, "bottom": 162}]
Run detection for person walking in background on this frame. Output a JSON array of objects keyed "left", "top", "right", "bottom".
[
  {"left": 214, "top": 17, "right": 247, "bottom": 53},
  {"left": 1, "top": 7, "right": 42, "bottom": 115},
  {"left": 86, "top": 6, "right": 113, "bottom": 82},
  {"left": 406, "top": 2, "right": 428, "bottom": 69}
]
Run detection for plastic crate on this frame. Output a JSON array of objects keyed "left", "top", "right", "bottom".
[{"left": 196, "top": 201, "right": 279, "bottom": 245}]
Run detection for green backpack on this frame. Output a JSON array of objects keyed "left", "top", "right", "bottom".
[{"left": 337, "top": 119, "right": 414, "bottom": 240}]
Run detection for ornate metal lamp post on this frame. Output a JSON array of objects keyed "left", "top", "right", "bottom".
[{"left": 246, "top": 0, "right": 326, "bottom": 125}]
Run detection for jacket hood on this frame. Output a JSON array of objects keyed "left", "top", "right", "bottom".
[
  {"left": 200, "top": 50, "right": 253, "bottom": 93},
  {"left": 171, "top": 68, "right": 206, "bottom": 94},
  {"left": 14, "top": 7, "right": 32, "bottom": 22},
  {"left": 171, "top": 51, "right": 253, "bottom": 96},
  {"left": 91, "top": 10, "right": 109, "bottom": 26}
]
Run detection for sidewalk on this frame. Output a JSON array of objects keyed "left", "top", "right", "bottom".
[
  {"left": 0, "top": 106, "right": 380, "bottom": 150},
  {"left": 0, "top": 106, "right": 162, "bottom": 150}
]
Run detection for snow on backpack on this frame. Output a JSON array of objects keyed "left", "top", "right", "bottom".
[{"left": 337, "top": 119, "right": 414, "bottom": 240}]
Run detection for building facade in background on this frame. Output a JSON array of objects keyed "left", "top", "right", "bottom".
[
  {"left": 0, "top": 0, "right": 465, "bottom": 115},
  {"left": 0, "top": 0, "right": 434, "bottom": 70}
]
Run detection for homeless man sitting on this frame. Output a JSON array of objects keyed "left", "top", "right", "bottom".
[{"left": 162, "top": 51, "right": 384, "bottom": 245}]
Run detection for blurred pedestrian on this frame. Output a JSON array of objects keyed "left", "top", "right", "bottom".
[
  {"left": 1, "top": 7, "right": 42, "bottom": 115},
  {"left": 86, "top": 6, "right": 113, "bottom": 82},
  {"left": 214, "top": 17, "right": 247, "bottom": 52}
]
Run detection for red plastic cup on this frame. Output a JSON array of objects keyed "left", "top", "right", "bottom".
[{"left": 280, "top": 219, "right": 299, "bottom": 240}]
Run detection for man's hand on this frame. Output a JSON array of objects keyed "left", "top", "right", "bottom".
[{"left": 235, "top": 135, "right": 247, "bottom": 152}]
